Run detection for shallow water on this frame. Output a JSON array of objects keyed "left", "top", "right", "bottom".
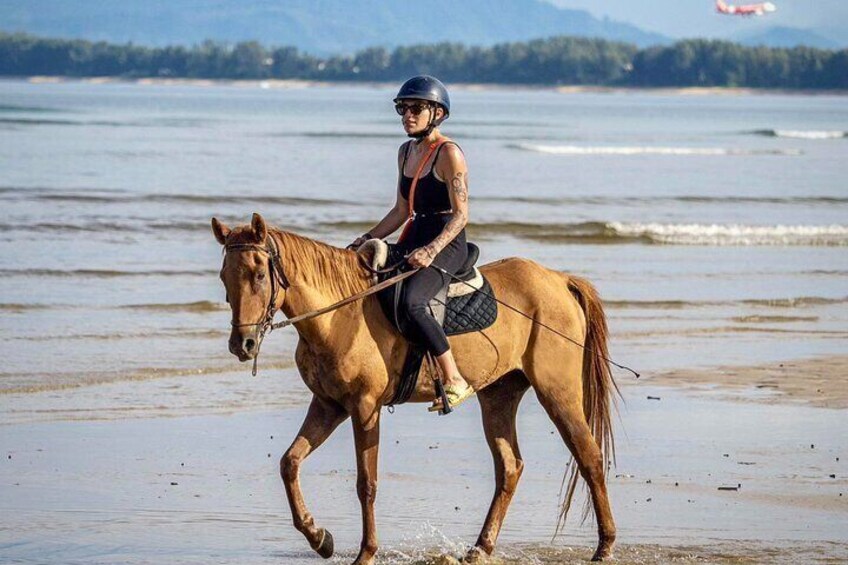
[{"left": 1, "top": 385, "right": 846, "bottom": 564}]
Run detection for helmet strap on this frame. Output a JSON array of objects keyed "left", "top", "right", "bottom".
[{"left": 408, "top": 103, "right": 437, "bottom": 141}]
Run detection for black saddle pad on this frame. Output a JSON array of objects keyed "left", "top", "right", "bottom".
[{"left": 443, "top": 277, "right": 498, "bottom": 336}]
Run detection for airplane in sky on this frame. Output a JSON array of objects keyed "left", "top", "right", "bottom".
[{"left": 716, "top": 0, "right": 777, "bottom": 16}]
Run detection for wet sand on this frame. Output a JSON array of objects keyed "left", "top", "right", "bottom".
[
  {"left": 1, "top": 368, "right": 846, "bottom": 564},
  {"left": 648, "top": 355, "right": 848, "bottom": 409}
]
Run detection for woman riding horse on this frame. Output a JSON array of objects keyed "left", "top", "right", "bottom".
[{"left": 349, "top": 75, "right": 474, "bottom": 413}]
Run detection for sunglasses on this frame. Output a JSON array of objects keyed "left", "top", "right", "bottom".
[{"left": 395, "top": 102, "right": 431, "bottom": 116}]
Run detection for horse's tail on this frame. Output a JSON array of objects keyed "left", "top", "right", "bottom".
[{"left": 556, "top": 275, "right": 620, "bottom": 535}]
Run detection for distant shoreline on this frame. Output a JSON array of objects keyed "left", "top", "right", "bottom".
[{"left": 10, "top": 76, "right": 848, "bottom": 96}]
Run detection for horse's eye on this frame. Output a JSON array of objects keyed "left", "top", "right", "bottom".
[{"left": 257, "top": 271, "right": 266, "bottom": 281}]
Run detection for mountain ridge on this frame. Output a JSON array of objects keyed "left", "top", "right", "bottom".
[{"left": 0, "top": 0, "right": 669, "bottom": 54}]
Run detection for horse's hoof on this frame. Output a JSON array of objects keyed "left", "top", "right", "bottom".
[
  {"left": 462, "top": 546, "right": 488, "bottom": 563},
  {"left": 591, "top": 547, "right": 613, "bottom": 562},
  {"left": 314, "top": 528, "right": 334, "bottom": 559}
]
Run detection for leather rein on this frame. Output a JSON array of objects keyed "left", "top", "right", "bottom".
[{"left": 225, "top": 236, "right": 416, "bottom": 376}]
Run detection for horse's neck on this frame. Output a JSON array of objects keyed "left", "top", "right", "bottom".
[{"left": 272, "top": 229, "right": 370, "bottom": 333}]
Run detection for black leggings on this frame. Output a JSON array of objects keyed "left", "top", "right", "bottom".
[{"left": 398, "top": 225, "right": 467, "bottom": 356}]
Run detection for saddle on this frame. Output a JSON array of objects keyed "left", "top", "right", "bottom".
[{"left": 357, "top": 239, "right": 498, "bottom": 407}]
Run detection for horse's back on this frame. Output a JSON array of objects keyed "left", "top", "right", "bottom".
[
  {"left": 470, "top": 256, "right": 589, "bottom": 353},
  {"left": 480, "top": 256, "right": 587, "bottom": 324}
]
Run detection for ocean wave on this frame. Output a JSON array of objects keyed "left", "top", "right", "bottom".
[
  {"left": 731, "top": 315, "right": 819, "bottom": 323},
  {"left": 0, "top": 104, "right": 63, "bottom": 113},
  {"left": 617, "top": 326, "right": 848, "bottom": 339},
  {"left": 0, "top": 219, "right": 234, "bottom": 234},
  {"left": 606, "top": 222, "right": 848, "bottom": 246},
  {"left": 475, "top": 195, "right": 848, "bottom": 206},
  {"left": 606, "top": 296, "right": 847, "bottom": 310},
  {"left": 0, "top": 303, "right": 57, "bottom": 312},
  {"left": 740, "top": 296, "right": 848, "bottom": 307},
  {"left": 469, "top": 221, "right": 847, "bottom": 246},
  {"left": 0, "top": 117, "right": 126, "bottom": 127},
  {"left": 752, "top": 129, "right": 847, "bottom": 140},
  {"left": 0, "top": 268, "right": 217, "bottom": 278},
  {"left": 12, "top": 187, "right": 842, "bottom": 208},
  {"left": 266, "top": 130, "right": 557, "bottom": 142},
  {"left": 316, "top": 220, "right": 848, "bottom": 246},
  {"left": 15, "top": 328, "right": 228, "bottom": 342},
  {"left": 0, "top": 359, "right": 297, "bottom": 395},
  {"left": 508, "top": 143, "right": 802, "bottom": 156},
  {"left": 120, "top": 300, "right": 228, "bottom": 313},
  {"left": 0, "top": 300, "right": 229, "bottom": 313},
  {"left": 3, "top": 190, "right": 359, "bottom": 207}
]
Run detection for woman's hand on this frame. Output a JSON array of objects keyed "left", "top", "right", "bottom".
[
  {"left": 346, "top": 233, "right": 373, "bottom": 250},
  {"left": 407, "top": 245, "right": 437, "bottom": 268}
]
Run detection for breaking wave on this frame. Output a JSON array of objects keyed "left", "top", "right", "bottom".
[
  {"left": 752, "top": 129, "right": 847, "bottom": 140},
  {"left": 603, "top": 222, "right": 848, "bottom": 246},
  {"left": 463, "top": 221, "right": 848, "bottom": 246},
  {"left": 508, "top": 143, "right": 802, "bottom": 156},
  {"left": 475, "top": 195, "right": 848, "bottom": 206}
]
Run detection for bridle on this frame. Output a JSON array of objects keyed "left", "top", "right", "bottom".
[{"left": 224, "top": 235, "right": 290, "bottom": 376}]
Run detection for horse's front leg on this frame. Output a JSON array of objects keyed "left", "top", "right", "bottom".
[
  {"left": 281, "top": 395, "right": 348, "bottom": 558},
  {"left": 350, "top": 399, "right": 381, "bottom": 565}
]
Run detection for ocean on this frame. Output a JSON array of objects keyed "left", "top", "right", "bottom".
[{"left": 0, "top": 78, "right": 846, "bottom": 400}]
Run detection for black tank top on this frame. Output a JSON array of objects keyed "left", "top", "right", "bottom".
[{"left": 399, "top": 141, "right": 459, "bottom": 215}]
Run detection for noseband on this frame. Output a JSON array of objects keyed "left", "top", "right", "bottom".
[{"left": 224, "top": 236, "right": 290, "bottom": 375}]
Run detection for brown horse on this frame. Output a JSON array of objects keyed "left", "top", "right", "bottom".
[{"left": 212, "top": 213, "right": 618, "bottom": 564}]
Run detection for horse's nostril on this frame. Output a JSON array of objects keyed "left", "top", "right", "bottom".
[{"left": 244, "top": 338, "right": 256, "bottom": 352}]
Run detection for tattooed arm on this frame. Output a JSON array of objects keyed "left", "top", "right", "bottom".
[{"left": 425, "top": 143, "right": 469, "bottom": 256}]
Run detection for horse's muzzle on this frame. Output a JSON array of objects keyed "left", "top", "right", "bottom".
[{"left": 229, "top": 329, "right": 259, "bottom": 361}]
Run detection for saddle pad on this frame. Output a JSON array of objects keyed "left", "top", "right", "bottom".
[{"left": 443, "top": 278, "right": 498, "bottom": 336}]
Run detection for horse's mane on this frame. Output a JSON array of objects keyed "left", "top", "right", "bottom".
[{"left": 273, "top": 228, "right": 370, "bottom": 297}]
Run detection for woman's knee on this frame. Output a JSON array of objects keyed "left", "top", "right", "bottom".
[{"left": 400, "top": 288, "right": 431, "bottom": 316}]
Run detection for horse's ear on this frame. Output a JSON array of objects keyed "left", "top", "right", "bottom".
[
  {"left": 211, "top": 217, "right": 230, "bottom": 245},
  {"left": 251, "top": 213, "right": 268, "bottom": 244}
]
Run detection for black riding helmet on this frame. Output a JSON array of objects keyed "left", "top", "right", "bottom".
[{"left": 394, "top": 75, "right": 450, "bottom": 139}]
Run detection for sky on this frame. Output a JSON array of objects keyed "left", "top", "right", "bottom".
[{"left": 545, "top": 0, "right": 848, "bottom": 43}]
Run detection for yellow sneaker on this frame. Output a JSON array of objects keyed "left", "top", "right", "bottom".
[{"left": 428, "top": 383, "right": 475, "bottom": 413}]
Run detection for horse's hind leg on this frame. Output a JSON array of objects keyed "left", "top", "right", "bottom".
[
  {"left": 465, "top": 370, "right": 530, "bottom": 563},
  {"left": 533, "top": 372, "right": 616, "bottom": 561},
  {"left": 281, "top": 395, "right": 349, "bottom": 558}
]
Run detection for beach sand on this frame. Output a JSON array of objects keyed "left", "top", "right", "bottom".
[
  {"left": 648, "top": 355, "right": 848, "bottom": 409},
  {"left": 1, "top": 356, "right": 846, "bottom": 564}
]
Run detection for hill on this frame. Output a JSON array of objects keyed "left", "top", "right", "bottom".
[
  {"left": 0, "top": 0, "right": 668, "bottom": 54},
  {"left": 734, "top": 26, "right": 841, "bottom": 50}
]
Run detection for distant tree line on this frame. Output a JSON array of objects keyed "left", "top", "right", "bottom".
[{"left": 0, "top": 32, "right": 846, "bottom": 89}]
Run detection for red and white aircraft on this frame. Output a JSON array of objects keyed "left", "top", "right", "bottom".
[{"left": 716, "top": 0, "right": 777, "bottom": 16}]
